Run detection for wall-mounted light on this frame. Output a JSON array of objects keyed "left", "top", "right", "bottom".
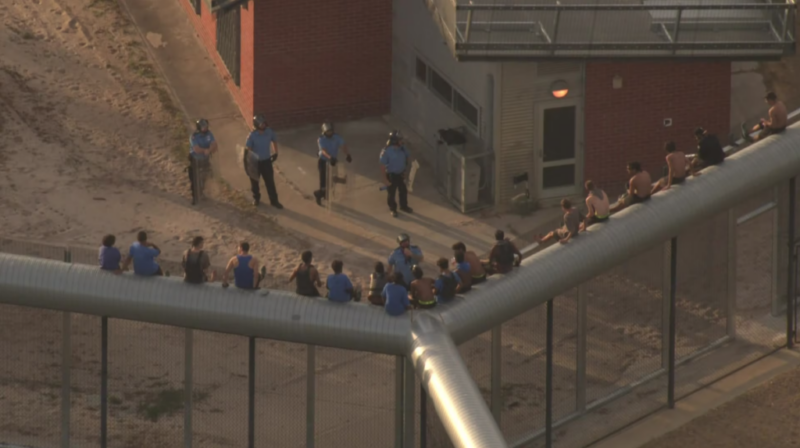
[
  {"left": 613, "top": 75, "right": 623, "bottom": 89},
  {"left": 550, "top": 80, "right": 569, "bottom": 99}
]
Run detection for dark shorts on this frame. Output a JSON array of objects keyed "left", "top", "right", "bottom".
[
  {"left": 587, "top": 215, "right": 609, "bottom": 226},
  {"left": 624, "top": 194, "right": 651, "bottom": 206},
  {"left": 672, "top": 176, "right": 686, "bottom": 185},
  {"left": 760, "top": 126, "right": 787, "bottom": 138}
]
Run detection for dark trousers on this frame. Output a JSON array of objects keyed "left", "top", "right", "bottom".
[
  {"left": 387, "top": 172, "right": 408, "bottom": 212},
  {"left": 188, "top": 157, "right": 209, "bottom": 201},
  {"left": 250, "top": 159, "right": 279, "bottom": 204},
  {"left": 315, "top": 158, "right": 327, "bottom": 199}
]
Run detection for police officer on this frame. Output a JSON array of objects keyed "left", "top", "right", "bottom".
[
  {"left": 189, "top": 118, "right": 218, "bottom": 205},
  {"left": 379, "top": 130, "right": 413, "bottom": 218},
  {"left": 387, "top": 233, "right": 424, "bottom": 288},
  {"left": 245, "top": 114, "right": 283, "bottom": 209},
  {"left": 313, "top": 121, "right": 352, "bottom": 206}
]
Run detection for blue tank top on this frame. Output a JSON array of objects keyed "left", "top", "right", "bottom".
[{"left": 234, "top": 255, "right": 254, "bottom": 289}]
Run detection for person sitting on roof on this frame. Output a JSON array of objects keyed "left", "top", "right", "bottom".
[
  {"left": 182, "top": 236, "right": 216, "bottom": 284},
  {"left": 610, "top": 162, "right": 652, "bottom": 213},
  {"left": 582, "top": 180, "right": 609, "bottom": 229},
  {"left": 121, "top": 231, "right": 163, "bottom": 276},
  {"left": 688, "top": 127, "right": 725, "bottom": 176},
  {"left": 99, "top": 234, "right": 122, "bottom": 274},
  {"left": 451, "top": 242, "right": 487, "bottom": 285},
  {"left": 453, "top": 250, "right": 472, "bottom": 293},
  {"left": 538, "top": 199, "right": 584, "bottom": 245},
  {"left": 742, "top": 91, "right": 788, "bottom": 143},
  {"left": 382, "top": 273, "right": 412, "bottom": 316},
  {"left": 222, "top": 242, "right": 266, "bottom": 290},
  {"left": 409, "top": 265, "right": 436, "bottom": 309},
  {"left": 434, "top": 258, "right": 461, "bottom": 305},
  {"left": 367, "top": 262, "right": 388, "bottom": 306},
  {"left": 483, "top": 230, "right": 521, "bottom": 275},
  {"left": 652, "top": 141, "right": 687, "bottom": 195},
  {"left": 288, "top": 250, "right": 323, "bottom": 297},
  {"left": 326, "top": 260, "right": 354, "bottom": 302}
]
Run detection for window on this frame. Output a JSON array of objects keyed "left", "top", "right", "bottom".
[
  {"left": 454, "top": 92, "right": 479, "bottom": 129},
  {"left": 415, "top": 58, "right": 428, "bottom": 83},
  {"left": 429, "top": 70, "right": 453, "bottom": 107}
]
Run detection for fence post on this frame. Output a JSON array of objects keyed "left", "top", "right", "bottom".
[
  {"left": 787, "top": 177, "right": 796, "bottom": 348},
  {"left": 184, "top": 329, "right": 193, "bottom": 448},
  {"left": 61, "top": 248, "right": 71, "bottom": 448},
  {"left": 661, "top": 240, "right": 672, "bottom": 369},
  {"left": 307, "top": 345, "right": 316, "bottom": 448},
  {"left": 545, "top": 299, "right": 554, "bottom": 448},
  {"left": 100, "top": 316, "right": 108, "bottom": 448},
  {"left": 420, "top": 386, "right": 428, "bottom": 448},
  {"left": 491, "top": 325, "right": 502, "bottom": 423},
  {"left": 576, "top": 285, "right": 587, "bottom": 413},
  {"left": 668, "top": 237, "right": 678, "bottom": 408},
  {"left": 403, "top": 358, "right": 416, "bottom": 448},
  {"left": 395, "top": 356, "right": 404, "bottom": 448},
  {"left": 727, "top": 209, "right": 737, "bottom": 340},
  {"left": 248, "top": 337, "right": 256, "bottom": 448}
]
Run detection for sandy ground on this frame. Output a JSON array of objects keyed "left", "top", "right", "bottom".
[{"left": 642, "top": 365, "right": 800, "bottom": 448}]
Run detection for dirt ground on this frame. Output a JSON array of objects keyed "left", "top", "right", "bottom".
[
  {"left": 641, "top": 365, "right": 800, "bottom": 448},
  {"left": 0, "top": 0, "right": 794, "bottom": 447}
]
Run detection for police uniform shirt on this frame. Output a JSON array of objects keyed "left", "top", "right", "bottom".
[
  {"left": 246, "top": 129, "right": 278, "bottom": 161},
  {"left": 190, "top": 131, "right": 216, "bottom": 161},
  {"left": 387, "top": 245, "right": 423, "bottom": 284},
  {"left": 318, "top": 134, "right": 345, "bottom": 161},
  {"left": 379, "top": 145, "right": 410, "bottom": 174}
]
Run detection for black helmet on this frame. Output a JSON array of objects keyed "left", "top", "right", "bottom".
[
  {"left": 196, "top": 118, "right": 209, "bottom": 132},
  {"left": 397, "top": 233, "right": 410, "bottom": 244},
  {"left": 388, "top": 130, "right": 404, "bottom": 146},
  {"left": 253, "top": 114, "right": 267, "bottom": 129}
]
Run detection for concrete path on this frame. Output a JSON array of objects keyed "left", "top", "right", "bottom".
[{"left": 119, "top": 0, "right": 561, "bottom": 269}]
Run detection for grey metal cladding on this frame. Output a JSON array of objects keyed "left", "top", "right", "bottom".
[
  {"left": 441, "top": 124, "right": 800, "bottom": 344},
  {"left": 0, "top": 255, "right": 411, "bottom": 355}
]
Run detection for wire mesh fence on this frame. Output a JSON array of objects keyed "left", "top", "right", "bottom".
[{"left": 0, "top": 165, "right": 796, "bottom": 448}]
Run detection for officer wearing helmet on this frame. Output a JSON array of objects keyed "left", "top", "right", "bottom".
[
  {"left": 245, "top": 114, "right": 283, "bottom": 209},
  {"left": 313, "top": 121, "right": 352, "bottom": 206},
  {"left": 379, "top": 130, "right": 413, "bottom": 218},
  {"left": 189, "top": 118, "right": 218, "bottom": 205},
  {"left": 387, "top": 233, "right": 424, "bottom": 288}
]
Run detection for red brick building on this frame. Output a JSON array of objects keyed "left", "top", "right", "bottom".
[{"left": 179, "top": 0, "right": 789, "bottom": 209}]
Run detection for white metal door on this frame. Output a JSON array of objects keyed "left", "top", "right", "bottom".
[{"left": 535, "top": 99, "right": 583, "bottom": 199}]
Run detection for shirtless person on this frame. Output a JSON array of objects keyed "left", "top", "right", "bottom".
[
  {"left": 742, "top": 92, "right": 788, "bottom": 143},
  {"left": 451, "top": 242, "right": 487, "bottom": 284},
  {"left": 408, "top": 265, "right": 436, "bottom": 309},
  {"left": 583, "top": 180, "right": 609, "bottom": 229},
  {"left": 652, "top": 141, "right": 687, "bottom": 194},
  {"left": 610, "top": 162, "right": 652, "bottom": 213}
]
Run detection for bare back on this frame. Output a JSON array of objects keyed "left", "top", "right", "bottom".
[
  {"left": 770, "top": 101, "right": 788, "bottom": 129},
  {"left": 586, "top": 190, "right": 610, "bottom": 217},
  {"left": 410, "top": 278, "right": 435, "bottom": 302},
  {"left": 630, "top": 171, "right": 652, "bottom": 198},
  {"left": 464, "top": 251, "right": 485, "bottom": 277},
  {"left": 666, "top": 152, "right": 687, "bottom": 178}
]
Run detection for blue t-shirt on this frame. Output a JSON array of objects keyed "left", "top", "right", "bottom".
[
  {"left": 326, "top": 273, "right": 353, "bottom": 302},
  {"left": 189, "top": 131, "right": 215, "bottom": 160},
  {"left": 98, "top": 246, "right": 121, "bottom": 271},
  {"left": 434, "top": 271, "right": 461, "bottom": 304},
  {"left": 387, "top": 246, "right": 423, "bottom": 285},
  {"left": 246, "top": 129, "right": 278, "bottom": 161},
  {"left": 456, "top": 261, "right": 471, "bottom": 273},
  {"left": 128, "top": 242, "right": 161, "bottom": 276},
  {"left": 318, "top": 134, "right": 345, "bottom": 160},
  {"left": 379, "top": 145, "right": 410, "bottom": 174},
  {"left": 382, "top": 283, "right": 410, "bottom": 316}
]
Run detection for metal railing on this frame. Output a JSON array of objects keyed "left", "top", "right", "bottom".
[
  {"left": 2, "top": 124, "right": 800, "bottom": 448},
  {"left": 426, "top": 0, "right": 797, "bottom": 60}
]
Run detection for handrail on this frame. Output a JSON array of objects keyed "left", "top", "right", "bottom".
[{"left": 457, "top": 3, "right": 796, "bottom": 11}]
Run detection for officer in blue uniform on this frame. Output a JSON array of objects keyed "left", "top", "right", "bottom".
[
  {"left": 313, "top": 121, "right": 352, "bottom": 206},
  {"left": 245, "top": 114, "right": 283, "bottom": 209},
  {"left": 379, "top": 130, "right": 414, "bottom": 218},
  {"left": 387, "top": 233, "right": 424, "bottom": 288},
  {"left": 189, "top": 118, "right": 218, "bottom": 205}
]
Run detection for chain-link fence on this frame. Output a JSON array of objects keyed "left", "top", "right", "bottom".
[{"left": 0, "top": 166, "right": 797, "bottom": 448}]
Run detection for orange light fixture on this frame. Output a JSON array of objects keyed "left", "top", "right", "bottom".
[{"left": 551, "top": 80, "right": 569, "bottom": 98}]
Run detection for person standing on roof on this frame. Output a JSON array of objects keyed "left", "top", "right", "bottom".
[
  {"left": 188, "top": 118, "right": 218, "bottom": 205},
  {"left": 387, "top": 233, "right": 424, "bottom": 287},
  {"left": 742, "top": 92, "right": 788, "bottom": 143},
  {"left": 380, "top": 130, "right": 414, "bottom": 218},
  {"left": 484, "top": 230, "right": 521, "bottom": 275},
  {"left": 313, "top": 121, "right": 352, "bottom": 206},
  {"left": 246, "top": 114, "right": 283, "bottom": 209}
]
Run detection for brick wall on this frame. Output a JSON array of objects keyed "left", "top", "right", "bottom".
[
  {"left": 251, "top": 0, "right": 392, "bottom": 129},
  {"left": 584, "top": 62, "right": 731, "bottom": 195},
  {"left": 177, "top": 0, "right": 254, "bottom": 120}
]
